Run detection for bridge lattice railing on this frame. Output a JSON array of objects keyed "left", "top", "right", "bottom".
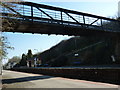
[{"left": 1, "top": 1, "right": 120, "bottom": 32}]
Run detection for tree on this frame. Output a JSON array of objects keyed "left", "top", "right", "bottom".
[
  {"left": 3, "top": 56, "right": 21, "bottom": 69},
  {"left": 1, "top": 1, "right": 23, "bottom": 31},
  {"left": 0, "top": 1, "right": 22, "bottom": 72},
  {"left": 8, "top": 56, "right": 21, "bottom": 63},
  {"left": 0, "top": 1, "right": 23, "bottom": 60},
  {"left": 0, "top": 35, "right": 13, "bottom": 60},
  {"left": 27, "top": 49, "right": 33, "bottom": 60},
  {"left": 19, "top": 53, "right": 27, "bottom": 66}
]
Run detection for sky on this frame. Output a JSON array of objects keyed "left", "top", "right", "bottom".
[{"left": 2, "top": 0, "right": 120, "bottom": 64}]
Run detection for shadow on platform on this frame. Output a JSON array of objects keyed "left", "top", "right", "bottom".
[{"left": 2, "top": 75, "right": 54, "bottom": 84}]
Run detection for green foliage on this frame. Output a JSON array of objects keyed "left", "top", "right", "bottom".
[
  {"left": 22, "top": 54, "right": 26, "bottom": 60},
  {"left": 3, "top": 56, "right": 21, "bottom": 69},
  {"left": 17, "top": 50, "right": 33, "bottom": 67},
  {"left": 0, "top": 1, "right": 23, "bottom": 60},
  {"left": 27, "top": 49, "right": 33, "bottom": 60},
  {"left": 1, "top": 2, "right": 22, "bottom": 32},
  {"left": 8, "top": 56, "right": 21, "bottom": 63},
  {"left": 19, "top": 53, "right": 27, "bottom": 66}
]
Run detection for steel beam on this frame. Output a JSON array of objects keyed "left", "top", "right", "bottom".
[
  {"left": 90, "top": 18, "right": 99, "bottom": 25},
  {"left": 65, "top": 12, "right": 80, "bottom": 25},
  {"left": 36, "top": 7, "right": 54, "bottom": 20},
  {"left": 16, "top": 2, "right": 119, "bottom": 22}
]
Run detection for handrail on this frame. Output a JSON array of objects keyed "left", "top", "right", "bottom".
[{"left": 14, "top": 1, "right": 119, "bottom": 22}]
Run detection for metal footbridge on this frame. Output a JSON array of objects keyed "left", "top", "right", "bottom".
[{"left": 1, "top": 1, "right": 120, "bottom": 36}]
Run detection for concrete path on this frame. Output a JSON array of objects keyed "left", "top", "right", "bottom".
[{"left": 2, "top": 70, "right": 119, "bottom": 89}]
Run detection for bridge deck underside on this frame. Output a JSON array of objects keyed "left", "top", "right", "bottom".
[{"left": 4, "top": 21, "right": 118, "bottom": 36}]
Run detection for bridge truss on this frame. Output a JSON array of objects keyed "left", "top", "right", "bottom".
[{"left": 1, "top": 1, "right": 120, "bottom": 36}]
